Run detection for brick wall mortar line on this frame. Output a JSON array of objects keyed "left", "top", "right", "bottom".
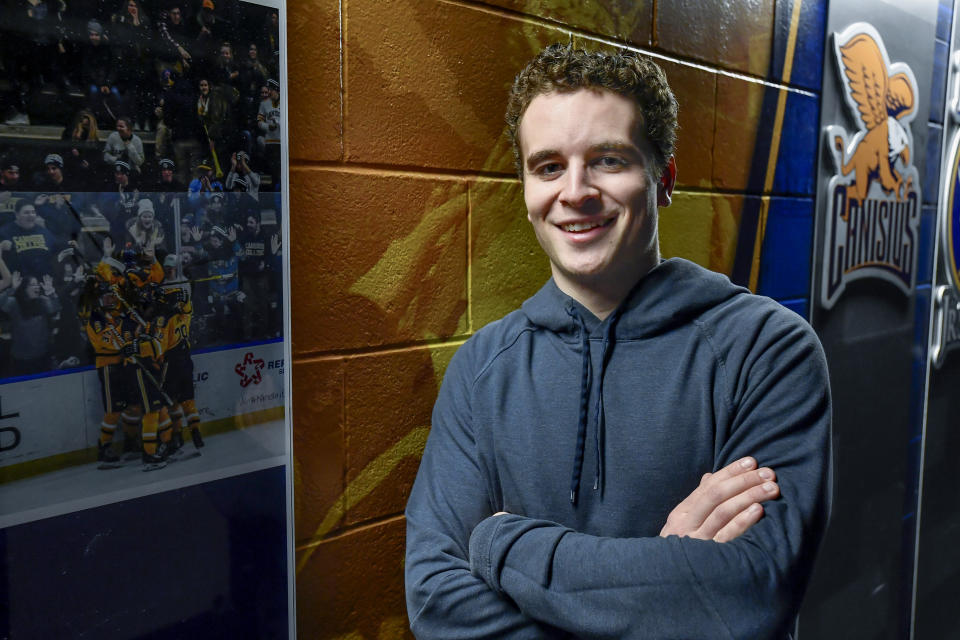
[
  {"left": 293, "top": 338, "right": 470, "bottom": 364},
  {"left": 296, "top": 513, "right": 407, "bottom": 550},
  {"left": 289, "top": 161, "right": 519, "bottom": 182},
  {"left": 341, "top": 0, "right": 351, "bottom": 161},
  {"left": 338, "top": 0, "right": 345, "bottom": 161},
  {"left": 432, "top": 0, "right": 816, "bottom": 96}
]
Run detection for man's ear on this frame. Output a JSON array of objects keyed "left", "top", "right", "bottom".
[{"left": 657, "top": 156, "right": 677, "bottom": 208}]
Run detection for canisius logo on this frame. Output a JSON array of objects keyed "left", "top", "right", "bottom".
[{"left": 822, "top": 23, "right": 921, "bottom": 309}]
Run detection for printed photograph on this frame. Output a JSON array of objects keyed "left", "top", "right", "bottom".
[{"left": 0, "top": 0, "right": 287, "bottom": 527}]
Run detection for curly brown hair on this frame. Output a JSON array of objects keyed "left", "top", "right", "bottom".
[{"left": 506, "top": 43, "right": 678, "bottom": 178}]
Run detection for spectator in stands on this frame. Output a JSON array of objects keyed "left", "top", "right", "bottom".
[
  {"left": 202, "top": 190, "right": 233, "bottom": 230},
  {"left": 197, "top": 77, "right": 232, "bottom": 177},
  {"left": 81, "top": 19, "right": 123, "bottom": 127},
  {"left": 261, "top": 10, "right": 279, "bottom": 76},
  {"left": 212, "top": 41, "right": 242, "bottom": 100},
  {"left": 151, "top": 158, "right": 183, "bottom": 243},
  {"left": 0, "top": 270, "right": 61, "bottom": 376},
  {"left": 256, "top": 78, "right": 280, "bottom": 154},
  {"left": 204, "top": 224, "right": 242, "bottom": 342},
  {"left": 34, "top": 191, "right": 83, "bottom": 244},
  {"left": 187, "top": 160, "right": 223, "bottom": 208},
  {"left": 225, "top": 150, "right": 259, "bottom": 196},
  {"left": 193, "top": 0, "right": 220, "bottom": 67},
  {"left": 0, "top": 159, "right": 22, "bottom": 191},
  {"left": 95, "top": 159, "right": 139, "bottom": 242},
  {"left": 242, "top": 42, "right": 268, "bottom": 97},
  {"left": 103, "top": 115, "right": 145, "bottom": 174},
  {"left": 154, "top": 158, "right": 186, "bottom": 192},
  {"left": 178, "top": 213, "right": 208, "bottom": 268},
  {"left": 238, "top": 211, "right": 270, "bottom": 340},
  {"left": 52, "top": 256, "right": 88, "bottom": 369},
  {"left": 124, "top": 198, "right": 166, "bottom": 258},
  {"left": 34, "top": 154, "right": 73, "bottom": 193},
  {"left": 154, "top": 72, "right": 176, "bottom": 160},
  {"left": 0, "top": 201, "right": 60, "bottom": 278},
  {"left": 0, "top": 158, "right": 27, "bottom": 216},
  {"left": 62, "top": 109, "right": 103, "bottom": 187},
  {"left": 163, "top": 70, "right": 206, "bottom": 185},
  {"left": 111, "top": 0, "right": 156, "bottom": 131},
  {"left": 158, "top": 5, "right": 195, "bottom": 75}
]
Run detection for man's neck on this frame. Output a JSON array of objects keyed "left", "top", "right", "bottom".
[{"left": 552, "top": 258, "right": 658, "bottom": 321}]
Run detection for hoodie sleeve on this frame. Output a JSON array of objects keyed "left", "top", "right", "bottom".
[
  {"left": 405, "top": 343, "right": 566, "bottom": 639},
  {"left": 467, "top": 309, "right": 830, "bottom": 640}
]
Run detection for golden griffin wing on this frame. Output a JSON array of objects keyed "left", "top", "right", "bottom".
[
  {"left": 886, "top": 73, "right": 915, "bottom": 120},
  {"left": 838, "top": 34, "right": 889, "bottom": 130}
]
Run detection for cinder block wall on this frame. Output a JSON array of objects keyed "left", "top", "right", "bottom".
[{"left": 288, "top": 1, "right": 822, "bottom": 636}]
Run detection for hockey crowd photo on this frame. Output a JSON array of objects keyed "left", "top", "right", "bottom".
[{"left": 0, "top": 0, "right": 286, "bottom": 480}]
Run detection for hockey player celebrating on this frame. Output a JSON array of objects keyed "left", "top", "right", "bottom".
[{"left": 159, "top": 254, "right": 205, "bottom": 453}]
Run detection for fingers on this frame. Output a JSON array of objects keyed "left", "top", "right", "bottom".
[
  {"left": 681, "top": 457, "right": 769, "bottom": 526},
  {"left": 712, "top": 503, "right": 765, "bottom": 543},
  {"left": 659, "top": 457, "right": 779, "bottom": 539},
  {"left": 697, "top": 474, "right": 779, "bottom": 539}
]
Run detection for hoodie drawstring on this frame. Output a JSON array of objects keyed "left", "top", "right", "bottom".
[
  {"left": 567, "top": 306, "right": 622, "bottom": 505},
  {"left": 593, "top": 307, "right": 622, "bottom": 496},
  {"left": 567, "top": 307, "right": 591, "bottom": 505}
]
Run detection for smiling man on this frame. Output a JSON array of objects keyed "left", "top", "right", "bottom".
[{"left": 405, "top": 44, "right": 831, "bottom": 639}]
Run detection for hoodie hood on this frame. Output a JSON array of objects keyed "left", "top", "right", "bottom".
[
  {"left": 520, "top": 258, "right": 749, "bottom": 339},
  {"left": 519, "top": 258, "right": 750, "bottom": 504}
]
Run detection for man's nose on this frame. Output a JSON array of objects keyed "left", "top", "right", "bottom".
[{"left": 559, "top": 165, "right": 600, "bottom": 209}]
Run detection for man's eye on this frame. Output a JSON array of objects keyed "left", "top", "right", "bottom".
[
  {"left": 535, "top": 163, "right": 563, "bottom": 177},
  {"left": 596, "top": 156, "right": 627, "bottom": 169}
]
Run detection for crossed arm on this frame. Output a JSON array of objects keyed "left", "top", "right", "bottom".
[{"left": 406, "top": 320, "right": 830, "bottom": 639}]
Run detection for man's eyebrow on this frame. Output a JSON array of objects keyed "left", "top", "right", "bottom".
[
  {"left": 589, "top": 141, "right": 641, "bottom": 154},
  {"left": 525, "top": 149, "right": 560, "bottom": 169}
]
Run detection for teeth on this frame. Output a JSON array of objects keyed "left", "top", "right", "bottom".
[{"left": 562, "top": 220, "right": 606, "bottom": 232}]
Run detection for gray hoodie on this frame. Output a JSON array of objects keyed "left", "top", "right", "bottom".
[{"left": 405, "top": 258, "right": 831, "bottom": 639}]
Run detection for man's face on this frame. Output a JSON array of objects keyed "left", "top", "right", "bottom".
[
  {"left": 88, "top": 30, "right": 101, "bottom": 45},
  {"left": 15, "top": 205, "right": 37, "bottom": 229},
  {"left": 1, "top": 166, "right": 19, "bottom": 185},
  {"left": 220, "top": 45, "right": 232, "bottom": 63},
  {"left": 116, "top": 119, "right": 131, "bottom": 138},
  {"left": 260, "top": 86, "right": 270, "bottom": 101},
  {"left": 46, "top": 164, "right": 63, "bottom": 183},
  {"left": 161, "top": 167, "right": 174, "bottom": 182},
  {"left": 519, "top": 89, "right": 666, "bottom": 294},
  {"left": 246, "top": 216, "right": 258, "bottom": 232},
  {"left": 169, "top": 7, "right": 181, "bottom": 24},
  {"left": 115, "top": 168, "right": 129, "bottom": 186}
]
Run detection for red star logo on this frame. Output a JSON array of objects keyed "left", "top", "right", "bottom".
[{"left": 235, "top": 352, "right": 265, "bottom": 387}]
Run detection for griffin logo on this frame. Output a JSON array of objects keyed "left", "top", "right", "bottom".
[{"left": 822, "top": 23, "right": 921, "bottom": 309}]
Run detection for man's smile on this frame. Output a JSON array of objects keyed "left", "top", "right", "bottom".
[{"left": 558, "top": 217, "right": 615, "bottom": 233}]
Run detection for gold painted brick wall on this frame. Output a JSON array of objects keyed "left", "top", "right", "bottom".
[{"left": 288, "top": 0, "right": 793, "bottom": 636}]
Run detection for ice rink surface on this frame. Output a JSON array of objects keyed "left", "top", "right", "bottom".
[{"left": 0, "top": 419, "right": 287, "bottom": 528}]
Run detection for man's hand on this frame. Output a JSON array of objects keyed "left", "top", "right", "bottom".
[{"left": 659, "top": 457, "right": 779, "bottom": 543}]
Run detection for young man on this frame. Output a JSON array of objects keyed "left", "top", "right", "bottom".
[
  {"left": 103, "top": 116, "right": 145, "bottom": 174},
  {"left": 404, "top": 45, "right": 831, "bottom": 639}
]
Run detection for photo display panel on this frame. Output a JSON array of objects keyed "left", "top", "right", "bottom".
[{"left": 0, "top": 0, "right": 294, "bottom": 636}]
